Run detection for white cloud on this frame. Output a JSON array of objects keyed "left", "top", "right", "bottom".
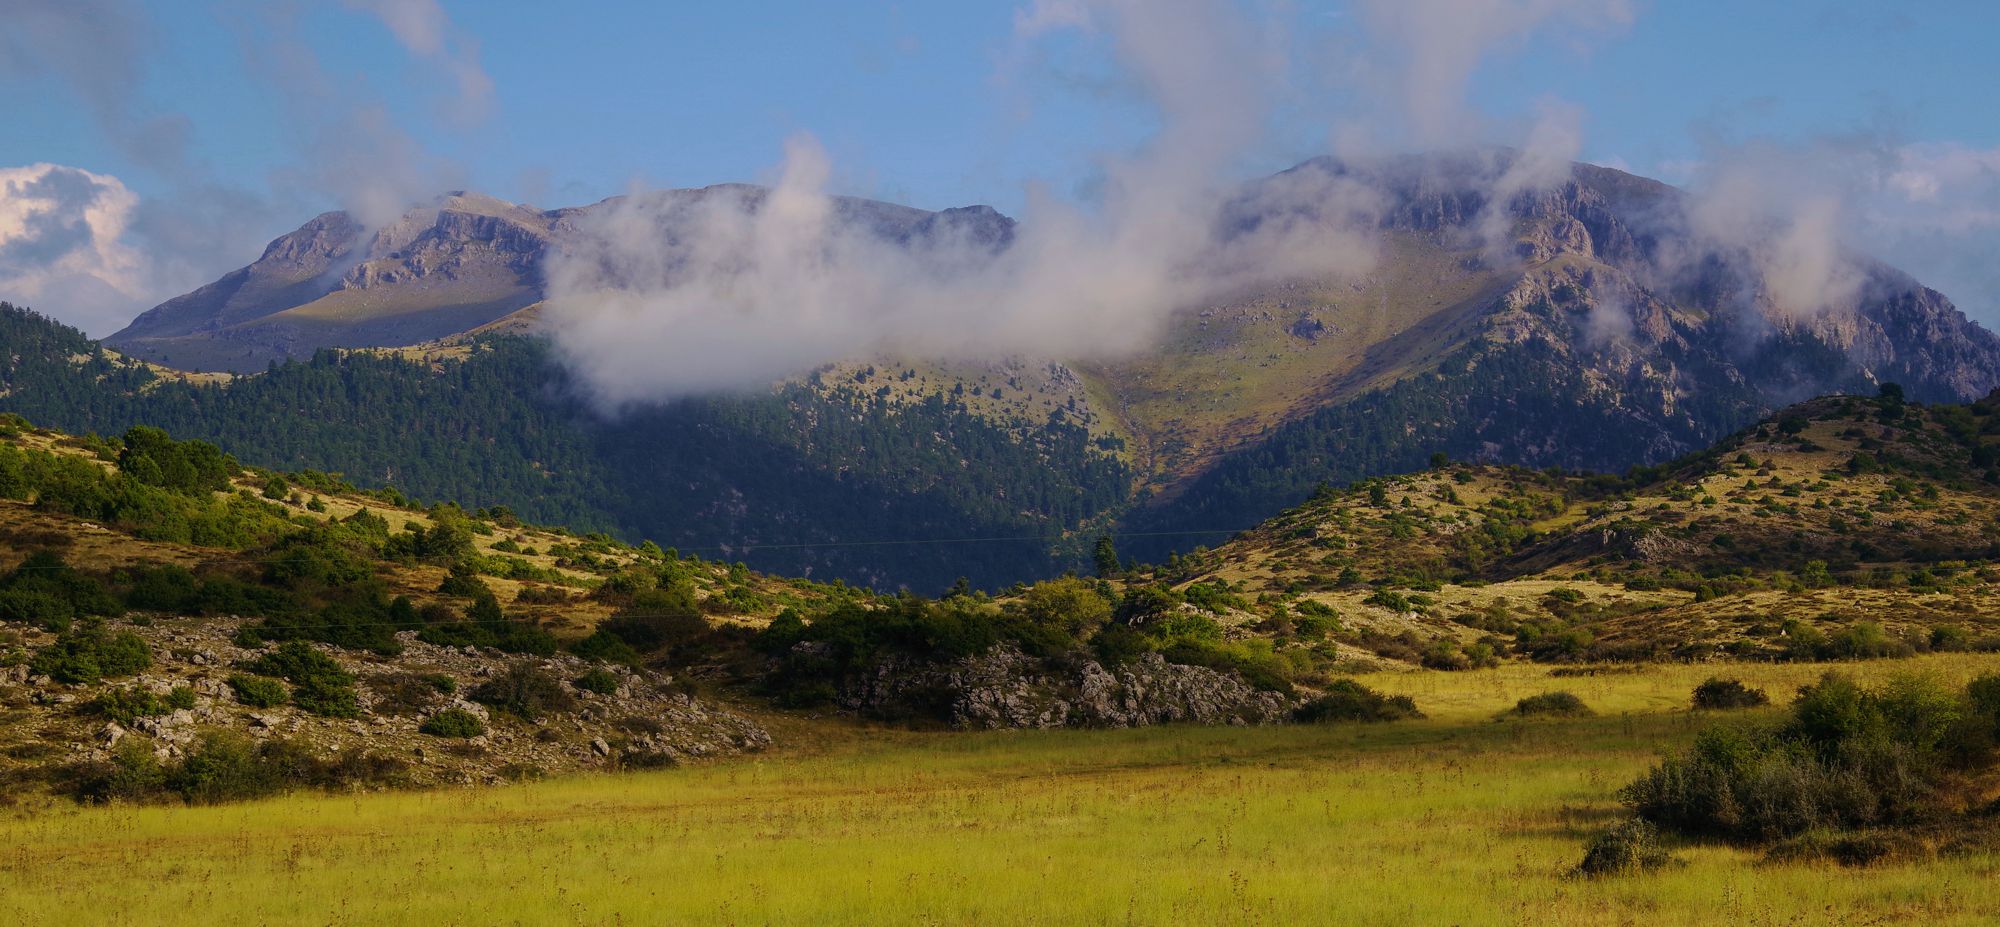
[
  {"left": 1667, "top": 139, "right": 2000, "bottom": 328},
  {"left": 0, "top": 163, "right": 155, "bottom": 335},
  {"left": 544, "top": 0, "right": 1630, "bottom": 407}
]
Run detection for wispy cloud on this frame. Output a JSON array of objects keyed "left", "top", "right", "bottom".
[{"left": 543, "top": 0, "right": 1620, "bottom": 407}]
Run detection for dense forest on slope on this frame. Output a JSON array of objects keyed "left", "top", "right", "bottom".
[{"left": 0, "top": 305, "right": 1129, "bottom": 591}]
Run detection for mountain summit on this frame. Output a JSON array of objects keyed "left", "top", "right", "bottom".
[{"left": 105, "top": 188, "right": 1014, "bottom": 372}]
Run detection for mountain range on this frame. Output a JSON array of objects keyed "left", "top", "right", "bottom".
[{"left": 2, "top": 150, "right": 1994, "bottom": 589}]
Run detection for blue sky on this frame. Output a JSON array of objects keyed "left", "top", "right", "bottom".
[{"left": 3, "top": 1, "right": 1999, "bottom": 333}]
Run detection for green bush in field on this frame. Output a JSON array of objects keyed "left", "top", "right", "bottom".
[
  {"left": 470, "top": 663, "right": 574, "bottom": 721},
  {"left": 227, "top": 674, "right": 288, "bottom": 709},
  {"left": 417, "top": 594, "right": 558, "bottom": 656},
  {"left": 1293, "top": 679, "right": 1423, "bottom": 723},
  {"left": 1621, "top": 672, "right": 1995, "bottom": 845},
  {"left": 419, "top": 708, "right": 486, "bottom": 738},
  {"left": 1158, "top": 638, "right": 1293, "bottom": 694},
  {"left": 31, "top": 621, "right": 151, "bottom": 684},
  {"left": 239, "top": 642, "right": 358, "bottom": 718},
  {"left": 1511, "top": 691, "right": 1592, "bottom": 717},
  {"left": 570, "top": 629, "right": 642, "bottom": 666},
  {"left": 68, "top": 733, "right": 407, "bottom": 805},
  {"left": 1691, "top": 677, "right": 1769, "bottom": 710},
  {"left": 0, "top": 587, "right": 74, "bottom": 630},
  {"left": 1574, "top": 818, "right": 1673, "bottom": 877},
  {"left": 90, "top": 685, "right": 195, "bottom": 725},
  {"left": 573, "top": 668, "right": 620, "bottom": 695}
]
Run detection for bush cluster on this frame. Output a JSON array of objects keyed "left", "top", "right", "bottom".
[
  {"left": 89, "top": 685, "right": 195, "bottom": 725},
  {"left": 226, "top": 674, "right": 288, "bottom": 709},
  {"left": 31, "top": 620, "right": 151, "bottom": 684},
  {"left": 1510, "top": 691, "right": 1592, "bottom": 718},
  {"left": 470, "top": 663, "right": 575, "bottom": 720},
  {"left": 1574, "top": 818, "right": 1673, "bottom": 877},
  {"left": 1622, "top": 672, "right": 2000, "bottom": 843},
  {"left": 418, "top": 708, "right": 486, "bottom": 738},
  {"left": 68, "top": 733, "right": 404, "bottom": 805},
  {"left": 1691, "top": 677, "right": 1770, "bottom": 711},
  {"left": 237, "top": 642, "right": 360, "bottom": 718},
  {"left": 1293, "top": 680, "right": 1423, "bottom": 723}
]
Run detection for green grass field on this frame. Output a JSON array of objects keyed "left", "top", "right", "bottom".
[{"left": 5, "top": 656, "right": 1999, "bottom": 925}]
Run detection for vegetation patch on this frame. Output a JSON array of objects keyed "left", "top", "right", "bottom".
[
  {"left": 1510, "top": 691, "right": 1592, "bottom": 718},
  {"left": 1293, "top": 679, "right": 1423, "bottom": 723},
  {"left": 1605, "top": 671, "right": 2000, "bottom": 864},
  {"left": 1690, "top": 677, "right": 1770, "bottom": 711},
  {"left": 419, "top": 709, "right": 486, "bottom": 738}
]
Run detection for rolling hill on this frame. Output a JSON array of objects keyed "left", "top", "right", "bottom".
[{"left": 1135, "top": 387, "right": 2000, "bottom": 670}]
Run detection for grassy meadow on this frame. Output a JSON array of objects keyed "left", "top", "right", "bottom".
[{"left": 5, "top": 655, "right": 1999, "bottom": 926}]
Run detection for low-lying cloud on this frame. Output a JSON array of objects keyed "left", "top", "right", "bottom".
[{"left": 545, "top": 0, "right": 1617, "bottom": 408}]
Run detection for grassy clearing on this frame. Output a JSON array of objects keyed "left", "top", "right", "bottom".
[{"left": 4, "top": 656, "right": 1999, "bottom": 925}]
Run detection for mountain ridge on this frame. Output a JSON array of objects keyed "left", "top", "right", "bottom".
[{"left": 14, "top": 152, "right": 1996, "bottom": 589}]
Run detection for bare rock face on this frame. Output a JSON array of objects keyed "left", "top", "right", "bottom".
[{"left": 840, "top": 645, "right": 1295, "bottom": 729}]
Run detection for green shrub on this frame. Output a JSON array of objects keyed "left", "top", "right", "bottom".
[
  {"left": 1363, "top": 589, "right": 1411, "bottom": 612},
  {"left": 570, "top": 629, "right": 642, "bottom": 666},
  {"left": 1511, "top": 691, "right": 1592, "bottom": 717},
  {"left": 417, "top": 594, "right": 557, "bottom": 656},
  {"left": 436, "top": 562, "right": 492, "bottom": 598},
  {"left": 1930, "top": 624, "right": 1972, "bottom": 652},
  {"left": 1624, "top": 672, "right": 1978, "bottom": 844},
  {"left": 31, "top": 621, "right": 151, "bottom": 684},
  {"left": 418, "top": 708, "right": 486, "bottom": 738},
  {"left": 470, "top": 663, "right": 575, "bottom": 720},
  {"left": 1420, "top": 640, "right": 1473, "bottom": 671},
  {"left": 1291, "top": 600, "right": 1340, "bottom": 638},
  {"left": 1013, "top": 577, "right": 1113, "bottom": 640},
  {"left": 89, "top": 685, "right": 193, "bottom": 725},
  {"left": 573, "top": 668, "right": 620, "bottom": 695},
  {"left": 0, "top": 587, "right": 74, "bottom": 630},
  {"left": 1158, "top": 639, "right": 1293, "bottom": 694},
  {"left": 598, "top": 584, "right": 710, "bottom": 653},
  {"left": 1575, "top": 818, "right": 1673, "bottom": 877},
  {"left": 117, "top": 426, "right": 235, "bottom": 495},
  {"left": 70, "top": 733, "right": 404, "bottom": 805},
  {"left": 227, "top": 674, "right": 288, "bottom": 709},
  {"left": 1089, "top": 623, "right": 1152, "bottom": 666},
  {"left": 365, "top": 672, "right": 453, "bottom": 716},
  {"left": 239, "top": 642, "right": 359, "bottom": 718},
  {"left": 1294, "top": 679, "right": 1423, "bottom": 723},
  {"left": 1691, "top": 677, "right": 1770, "bottom": 711},
  {"left": 1147, "top": 610, "right": 1223, "bottom": 643}
]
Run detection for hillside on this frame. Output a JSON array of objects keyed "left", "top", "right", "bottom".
[
  {"left": 1129, "top": 388, "right": 2000, "bottom": 670},
  {"left": 0, "top": 415, "right": 843, "bottom": 795},
  {"left": 3, "top": 388, "right": 2000, "bottom": 804}
]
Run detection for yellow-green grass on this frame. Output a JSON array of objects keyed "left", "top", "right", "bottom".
[{"left": 5, "top": 656, "right": 1999, "bottom": 926}]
